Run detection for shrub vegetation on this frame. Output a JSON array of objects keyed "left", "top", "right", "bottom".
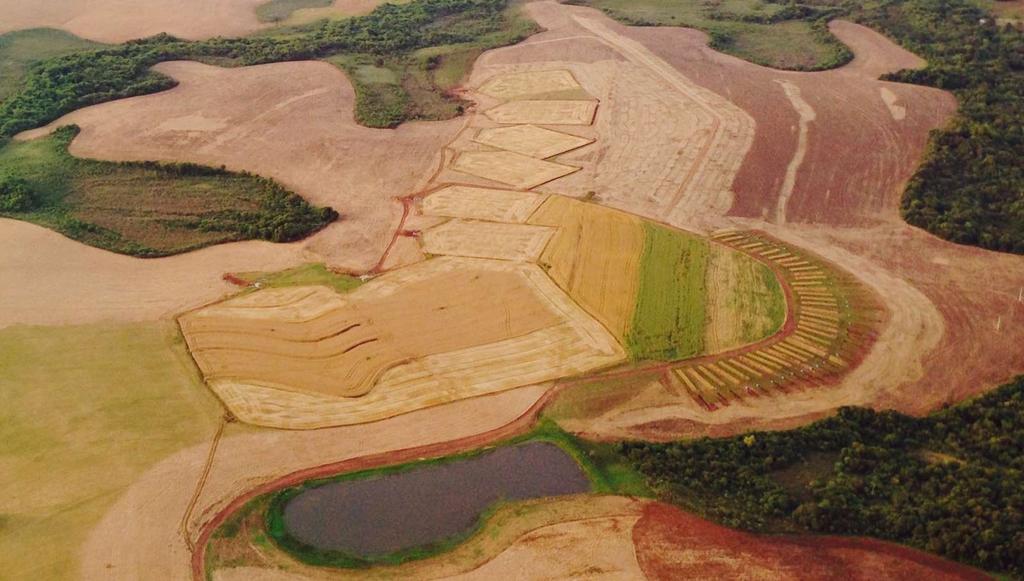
[{"left": 0, "top": 125, "right": 336, "bottom": 256}]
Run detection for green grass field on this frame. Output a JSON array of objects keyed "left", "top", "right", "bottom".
[
  {"left": 0, "top": 29, "right": 105, "bottom": 103},
  {"left": 235, "top": 263, "right": 365, "bottom": 294},
  {"left": 0, "top": 126, "right": 336, "bottom": 256},
  {"left": 626, "top": 224, "right": 709, "bottom": 361},
  {"left": 567, "top": 0, "right": 851, "bottom": 71},
  {"left": 256, "top": 0, "right": 334, "bottom": 22},
  {"left": 0, "top": 322, "right": 224, "bottom": 580}
]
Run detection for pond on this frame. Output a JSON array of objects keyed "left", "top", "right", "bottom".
[{"left": 280, "top": 441, "right": 590, "bottom": 557}]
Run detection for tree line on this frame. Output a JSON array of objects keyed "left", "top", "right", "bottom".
[
  {"left": 616, "top": 376, "right": 1024, "bottom": 576},
  {"left": 0, "top": 0, "right": 512, "bottom": 138}
]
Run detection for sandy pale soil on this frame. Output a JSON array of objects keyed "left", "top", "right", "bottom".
[
  {"left": 19, "top": 61, "right": 459, "bottom": 273},
  {"left": 0, "top": 218, "right": 306, "bottom": 328},
  {"left": 0, "top": 0, "right": 268, "bottom": 42},
  {"left": 2, "top": 60, "right": 459, "bottom": 328},
  {"left": 78, "top": 384, "right": 549, "bottom": 580}
]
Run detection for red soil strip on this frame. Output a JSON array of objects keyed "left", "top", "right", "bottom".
[
  {"left": 190, "top": 385, "right": 561, "bottom": 581},
  {"left": 221, "top": 273, "right": 251, "bottom": 287},
  {"left": 633, "top": 502, "right": 990, "bottom": 581},
  {"left": 371, "top": 195, "right": 416, "bottom": 274}
]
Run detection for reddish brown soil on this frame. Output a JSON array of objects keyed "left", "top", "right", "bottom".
[
  {"left": 634, "top": 502, "right": 990, "bottom": 581},
  {"left": 614, "top": 20, "right": 955, "bottom": 227}
]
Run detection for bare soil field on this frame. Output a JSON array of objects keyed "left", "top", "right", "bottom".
[
  {"left": 634, "top": 503, "right": 989, "bottom": 580},
  {"left": 17, "top": 60, "right": 460, "bottom": 273},
  {"left": 0, "top": 218, "right": 305, "bottom": 329},
  {"left": 0, "top": 0, "right": 268, "bottom": 43}
]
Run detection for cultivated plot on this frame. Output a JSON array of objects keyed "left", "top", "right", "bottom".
[
  {"left": 473, "top": 125, "right": 593, "bottom": 159},
  {"left": 421, "top": 220, "right": 555, "bottom": 261},
  {"left": 181, "top": 257, "right": 625, "bottom": 428},
  {"left": 484, "top": 100, "right": 599, "bottom": 125},
  {"left": 478, "top": 69, "right": 590, "bottom": 101},
  {"left": 420, "top": 185, "right": 547, "bottom": 223},
  {"left": 450, "top": 150, "right": 580, "bottom": 189}
]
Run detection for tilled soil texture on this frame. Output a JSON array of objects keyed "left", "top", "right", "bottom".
[{"left": 634, "top": 502, "right": 990, "bottom": 581}]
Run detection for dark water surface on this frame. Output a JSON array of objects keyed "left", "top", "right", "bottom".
[{"left": 281, "top": 441, "right": 590, "bottom": 556}]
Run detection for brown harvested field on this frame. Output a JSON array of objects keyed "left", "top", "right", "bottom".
[
  {"left": 483, "top": 100, "right": 599, "bottom": 125},
  {"left": 181, "top": 257, "right": 625, "bottom": 428},
  {"left": 17, "top": 60, "right": 459, "bottom": 272},
  {"left": 528, "top": 195, "right": 645, "bottom": 340},
  {"left": 80, "top": 384, "right": 551, "bottom": 580},
  {"left": 0, "top": 0, "right": 267, "bottom": 42},
  {"left": 473, "top": 124, "right": 594, "bottom": 159},
  {"left": 450, "top": 150, "right": 581, "bottom": 189},
  {"left": 634, "top": 502, "right": 989, "bottom": 580},
  {"left": 419, "top": 185, "right": 547, "bottom": 223},
  {"left": 0, "top": 218, "right": 304, "bottom": 329},
  {"left": 208, "top": 496, "right": 646, "bottom": 580},
  {"left": 420, "top": 219, "right": 555, "bottom": 261}
]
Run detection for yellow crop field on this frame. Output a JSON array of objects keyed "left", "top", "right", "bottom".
[
  {"left": 181, "top": 257, "right": 625, "bottom": 428},
  {"left": 528, "top": 195, "right": 645, "bottom": 339}
]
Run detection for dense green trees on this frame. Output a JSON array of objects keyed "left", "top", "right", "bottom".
[
  {"left": 849, "top": 0, "right": 1024, "bottom": 253},
  {"left": 617, "top": 376, "right": 1024, "bottom": 575},
  {"left": 0, "top": 0, "right": 515, "bottom": 137},
  {"left": 0, "top": 171, "right": 35, "bottom": 211}
]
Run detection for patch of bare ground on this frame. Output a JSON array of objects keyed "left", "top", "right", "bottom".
[
  {"left": 79, "top": 384, "right": 549, "bottom": 580},
  {"left": 634, "top": 502, "right": 989, "bottom": 580},
  {"left": 0, "top": 0, "right": 268, "bottom": 43},
  {"left": 18, "top": 60, "right": 459, "bottom": 273}
]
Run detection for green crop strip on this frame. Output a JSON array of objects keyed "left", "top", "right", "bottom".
[{"left": 626, "top": 224, "right": 709, "bottom": 361}]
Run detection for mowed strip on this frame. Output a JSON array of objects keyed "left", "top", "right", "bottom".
[
  {"left": 703, "top": 244, "right": 787, "bottom": 353},
  {"left": 180, "top": 257, "right": 562, "bottom": 400},
  {"left": 197, "top": 259, "right": 626, "bottom": 428},
  {"left": 421, "top": 220, "right": 555, "bottom": 261},
  {"left": 451, "top": 150, "right": 580, "bottom": 189},
  {"left": 528, "top": 195, "right": 644, "bottom": 340},
  {"left": 420, "top": 185, "right": 547, "bottom": 223},
  {"left": 484, "top": 100, "right": 599, "bottom": 125},
  {"left": 473, "top": 125, "right": 593, "bottom": 159}
]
